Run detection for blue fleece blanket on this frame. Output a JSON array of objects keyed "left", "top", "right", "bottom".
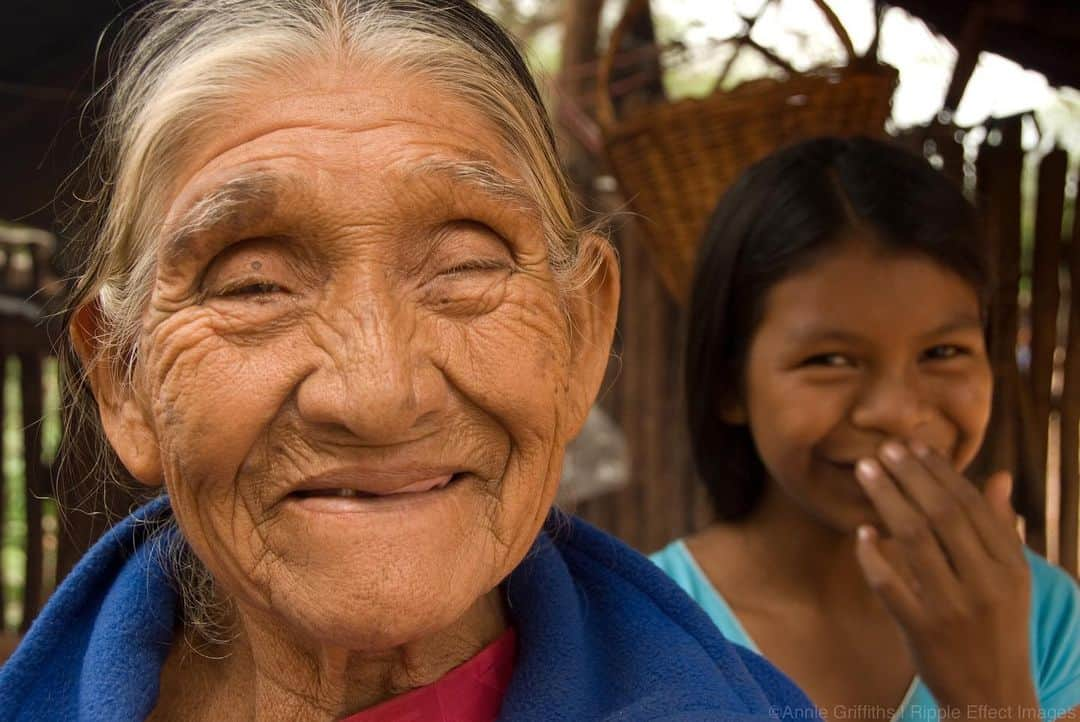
[{"left": 0, "top": 498, "right": 818, "bottom": 721}]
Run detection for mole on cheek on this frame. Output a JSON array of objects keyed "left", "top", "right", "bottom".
[{"left": 251, "top": 261, "right": 262, "bottom": 271}]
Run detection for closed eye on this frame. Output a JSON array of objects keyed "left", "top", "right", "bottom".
[
  {"left": 440, "top": 259, "right": 510, "bottom": 276},
  {"left": 922, "top": 344, "right": 969, "bottom": 361},
  {"left": 801, "top": 353, "right": 853, "bottom": 368},
  {"left": 218, "top": 280, "right": 286, "bottom": 297}
]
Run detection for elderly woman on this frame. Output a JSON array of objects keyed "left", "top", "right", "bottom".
[{"left": 0, "top": 2, "right": 818, "bottom": 720}]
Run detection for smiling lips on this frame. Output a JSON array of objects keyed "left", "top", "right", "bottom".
[{"left": 289, "top": 472, "right": 457, "bottom": 500}]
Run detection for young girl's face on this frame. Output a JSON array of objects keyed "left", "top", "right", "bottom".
[{"left": 738, "top": 237, "right": 993, "bottom": 532}]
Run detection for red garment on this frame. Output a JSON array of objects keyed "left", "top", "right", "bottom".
[{"left": 338, "top": 628, "right": 517, "bottom": 722}]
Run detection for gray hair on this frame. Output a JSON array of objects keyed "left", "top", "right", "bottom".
[{"left": 59, "top": 0, "right": 601, "bottom": 646}]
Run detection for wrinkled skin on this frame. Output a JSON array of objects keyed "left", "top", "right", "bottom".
[{"left": 76, "top": 63, "right": 618, "bottom": 720}]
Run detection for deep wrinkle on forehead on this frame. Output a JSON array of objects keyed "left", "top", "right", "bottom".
[
  {"left": 160, "top": 157, "right": 540, "bottom": 268},
  {"left": 161, "top": 173, "right": 282, "bottom": 268},
  {"left": 408, "top": 158, "right": 539, "bottom": 220}
]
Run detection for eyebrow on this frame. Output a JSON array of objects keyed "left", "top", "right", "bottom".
[
  {"left": 160, "top": 159, "right": 540, "bottom": 266},
  {"left": 920, "top": 316, "right": 985, "bottom": 338},
  {"left": 408, "top": 158, "right": 540, "bottom": 217},
  {"left": 786, "top": 315, "right": 984, "bottom": 345},
  {"left": 160, "top": 173, "right": 280, "bottom": 267}
]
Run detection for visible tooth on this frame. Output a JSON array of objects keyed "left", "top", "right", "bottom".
[{"left": 336, "top": 489, "right": 357, "bottom": 497}]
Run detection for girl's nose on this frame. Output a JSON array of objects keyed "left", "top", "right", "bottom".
[{"left": 849, "top": 369, "right": 932, "bottom": 440}]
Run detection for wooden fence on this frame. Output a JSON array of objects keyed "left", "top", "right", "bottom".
[
  {"left": 1, "top": 235, "right": 142, "bottom": 642},
  {"left": 1, "top": 233, "right": 57, "bottom": 638}
]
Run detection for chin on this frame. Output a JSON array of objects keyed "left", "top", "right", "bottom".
[
  {"left": 270, "top": 578, "right": 483, "bottom": 652},
  {"left": 834, "top": 509, "right": 880, "bottom": 535},
  {"left": 801, "top": 492, "right": 880, "bottom": 536}
]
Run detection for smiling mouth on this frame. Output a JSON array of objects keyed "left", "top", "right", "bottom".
[
  {"left": 823, "top": 460, "right": 864, "bottom": 486},
  {"left": 287, "top": 472, "right": 462, "bottom": 502},
  {"left": 292, "top": 488, "right": 379, "bottom": 499}
]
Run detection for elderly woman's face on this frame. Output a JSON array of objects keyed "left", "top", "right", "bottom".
[{"left": 97, "top": 65, "right": 615, "bottom": 649}]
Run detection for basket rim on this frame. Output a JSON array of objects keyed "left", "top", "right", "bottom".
[{"left": 599, "top": 62, "right": 899, "bottom": 140}]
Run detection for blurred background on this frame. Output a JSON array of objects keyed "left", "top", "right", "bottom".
[{"left": 1, "top": 0, "right": 1077, "bottom": 655}]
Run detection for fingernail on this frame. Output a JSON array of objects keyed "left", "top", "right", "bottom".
[
  {"left": 909, "top": 440, "right": 930, "bottom": 458},
  {"left": 881, "top": 442, "right": 905, "bottom": 462},
  {"left": 857, "top": 524, "right": 876, "bottom": 542},
  {"left": 855, "top": 459, "right": 878, "bottom": 483}
]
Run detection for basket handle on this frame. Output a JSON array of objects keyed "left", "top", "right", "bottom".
[
  {"left": 810, "top": 0, "right": 856, "bottom": 65},
  {"left": 597, "top": 0, "right": 858, "bottom": 129},
  {"left": 596, "top": 0, "right": 651, "bottom": 130}
]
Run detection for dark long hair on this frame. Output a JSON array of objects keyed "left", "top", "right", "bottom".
[{"left": 685, "top": 136, "right": 990, "bottom": 520}]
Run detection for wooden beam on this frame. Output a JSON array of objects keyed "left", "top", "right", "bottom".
[{"left": 942, "top": 4, "right": 985, "bottom": 113}]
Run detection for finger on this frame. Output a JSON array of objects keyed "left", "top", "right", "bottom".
[
  {"left": 984, "top": 470, "right": 1018, "bottom": 526},
  {"left": 877, "top": 440, "right": 988, "bottom": 580},
  {"left": 984, "top": 470, "right": 1028, "bottom": 554},
  {"left": 855, "top": 457, "right": 959, "bottom": 597},
  {"left": 877, "top": 537, "right": 924, "bottom": 597},
  {"left": 855, "top": 525, "right": 923, "bottom": 627},
  {"left": 911, "top": 445, "right": 1025, "bottom": 565}
]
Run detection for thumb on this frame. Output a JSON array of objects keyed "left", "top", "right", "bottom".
[{"left": 983, "top": 470, "right": 1018, "bottom": 528}]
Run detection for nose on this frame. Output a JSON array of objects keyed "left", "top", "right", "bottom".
[
  {"left": 849, "top": 366, "right": 931, "bottom": 440},
  {"left": 296, "top": 296, "right": 447, "bottom": 444}
]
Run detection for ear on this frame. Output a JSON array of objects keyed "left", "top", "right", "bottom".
[
  {"left": 563, "top": 233, "right": 620, "bottom": 439},
  {"left": 70, "top": 302, "right": 164, "bottom": 486}
]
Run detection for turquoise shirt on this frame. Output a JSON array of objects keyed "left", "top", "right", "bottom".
[{"left": 652, "top": 540, "right": 1080, "bottom": 722}]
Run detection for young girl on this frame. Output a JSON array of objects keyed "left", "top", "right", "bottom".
[{"left": 652, "top": 137, "right": 1080, "bottom": 722}]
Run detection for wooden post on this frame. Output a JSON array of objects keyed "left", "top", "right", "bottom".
[
  {"left": 557, "top": 0, "right": 605, "bottom": 193},
  {"left": 0, "top": 357, "right": 6, "bottom": 622},
  {"left": 600, "top": 0, "right": 695, "bottom": 551},
  {"left": 1060, "top": 178, "right": 1080, "bottom": 576},
  {"left": 18, "top": 353, "right": 44, "bottom": 633},
  {"left": 1030, "top": 149, "right": 1067, "bottom": 448},
  {"left": 557, "top": 0, "right": 608, "bottom": 529},
  {"left": 1030, "top": 149, "right": 1068, "bottom": 558},
  {"left": 975, "top": 116, "right": 1037, "bottom": 547}
]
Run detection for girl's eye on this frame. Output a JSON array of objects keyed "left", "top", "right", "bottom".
[
  {"left": 923, "top": 344, "right": 967, "bottom": 361},
  {"left": 803, "top": 353, "right": 852, "bottom": 368}
]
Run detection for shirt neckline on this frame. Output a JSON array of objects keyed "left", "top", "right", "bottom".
[
  {"left": 675, "top": 539, "right": 920, "bottom": 722},
  {"left": 337, "top": 626, "right": 517, "bottom": 722}
]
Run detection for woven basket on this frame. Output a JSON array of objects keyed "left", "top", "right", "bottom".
[{"left": 598, "top": 0, "right": 898, "bottom": 304}]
